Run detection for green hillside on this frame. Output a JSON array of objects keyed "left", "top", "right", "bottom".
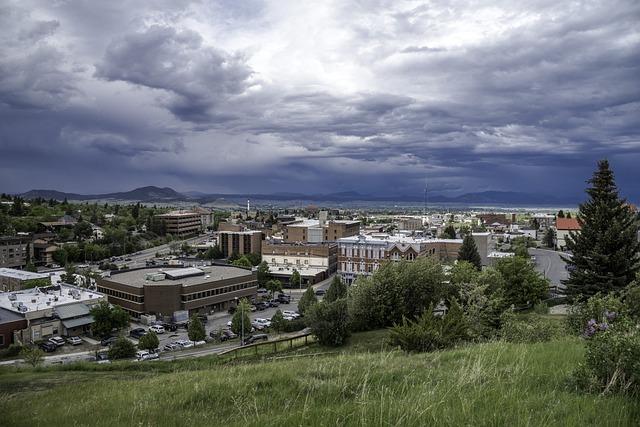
[{"left": 1, "top": 333, "right": 638, "bottom": 426}]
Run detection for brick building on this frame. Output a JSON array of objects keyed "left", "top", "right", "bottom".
[
  {"left": 0, "top": 235, "right": 33, "bottom": 269},
  {"left": 153, "top": 211, "right": 201, "bottom": 237},
  {"left": 0, "top": 268, "right": 51, "bottom": 292},
  {"left": 261, "top": 240, "right": 338, "bottom": 287},
  {"left": 97, "top": 266, "right": 257, "bottom": 318},
  {"left": 217, "top": 230, "right": 263, "bottom": 258}
]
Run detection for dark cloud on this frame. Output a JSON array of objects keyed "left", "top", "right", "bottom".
[{"left": 0, "top": 0, "right": 639, "bottom": 201}]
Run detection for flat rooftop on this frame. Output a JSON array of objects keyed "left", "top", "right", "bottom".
[
  {"left": 0, "top": 268, "right": 50, "bottom": 281},
  {"left": 0, "top": 284, "right": 105, "bottom": 314},
  {"left": 106, "top": 266, "right": 254, "bottom": 288}
]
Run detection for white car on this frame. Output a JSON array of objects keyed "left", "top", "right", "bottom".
[
  {"left": 175, "top": 340, "right": 194, "bottom": 349},
  {"left": 135, "top": 350, "right": 159, "bottom": 361},
  {"left": 149, "top": 324, "right": 165, "bottom": 334},
  {"left": 282, "top": 310, "right": 300, "bottom": 319},
  {"left": 66, "top": 336, "right": 83, "bottom": 346},
  {"left": 48, "top": 336, "right": 65, "bottom": 347},
  {"left": 252, "top": 318, "right": 271, "bottom": 329}
]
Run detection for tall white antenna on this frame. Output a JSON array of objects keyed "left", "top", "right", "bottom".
[{"left": 247, "top": 199, "right": 250, "bottom": 216}]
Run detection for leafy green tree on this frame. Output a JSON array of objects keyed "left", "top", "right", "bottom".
[
  {"left": 73, "top": 221, "right": 93, "bottom": 241},
  {"left": 265, "top": 279, "right": 283, "bottom": 298},
  {"left": 203, "top": 246, "right": 222, "bottom": 260},
  {"left": 245, "top": 252, "right": 262, "bottom": 266},
  {"left": 20, "top": 347, "right": 44, "bottom": 367},
  {"left": 188, "top": 315, "right": 206, "bottom": 342},
  {"left": 564, "top": 160, "right": 640, "bottom": 302},
  {"left": 256, "top": 261, "right": 271, "bottom": 286},
  {"left": 450, "top": 261, "right": 480, "bottom": 285},
  {"left": 441, "top": 224, "right": 457, "bottom": 239},
  {"left": 270, "top": 309, "right": 286, "bottom": 334},
  {"left": 306, "top": 299, "right": 350, "bottom": 347},
  {"left": 60, "top": 264, "right": 76, "bottom": 285},
  {"left": 108, "top": 337, "right": 136, "bottom": 359},
  {"left": 457, "top": 234, "right": 482, "bottom": 270},
  {"left": 138, "top": 331, "right": 159, "bottom": 351},
  {"left": 25, "top": 262, "right": 37, "bottom": 272},
  {"left": 291, "top": 269, "right": 301, "bottom": 289},
  {"left": 90, "top": 301, "right": 130, "bottom": 338},
  {"left": 495, "top": 257, "right": 548, "bottom": 307},
  {"left": 52, "top": 248, "right": 68, "bottom": 265},
  {"left": 232, "top": 256, "right": 252, "bottom": 268},
  {"left": 324, "top": 275, "right": 347, "bottom": 302},
  {"left": 231, "top": 299, "right": 252, "bottom": 335},
  {"left": 542, "top": 228, "right": 555, "bottom": 249},
  {"left": 298, "top": 286, "right": 318, "bottom": 316},
  {"left": 181, "top": 243, "right": 193, "bottom": 255}
]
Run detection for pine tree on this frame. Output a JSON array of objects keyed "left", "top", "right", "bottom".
[
  {"left": 457, "top": 234, "right": 482, "bottom": 270},
  {"left": 557, "top": 210, "right": 565, "bottom": 218},
  {"left": 563, "top": 160, "right": 640, "bottom": 302},
  {"left": 542, "top": 227, "right": 555, "bottom": 249},
  {"left": 325, "top": 275, "right": 347, "bottom": 302}
]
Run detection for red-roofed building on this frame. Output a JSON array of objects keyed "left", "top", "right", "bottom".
[{"left": 555, "top": 218, "right": 581, "bottom": 250}]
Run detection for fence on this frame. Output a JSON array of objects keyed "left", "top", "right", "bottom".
[{"left": 217, "top": 332, "right": 314, "bottom": 361}]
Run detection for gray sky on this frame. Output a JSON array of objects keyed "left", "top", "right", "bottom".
[{"left": 1, "top": 0, "right": 639, "bottom": 200}]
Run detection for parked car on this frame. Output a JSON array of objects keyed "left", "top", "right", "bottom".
[
  {"left": 315, "top": 288, "right": 326, "bottom": 296},
  {"left": 257, "top": 288, "right": 269, "bottom": 296},
  {"left": 161, "top": 322, "right": 178, "bottom": 332},
  {"left": 277, "top": 294, "right": 291, "bottom": 304},
  {"left": 149, "top": 324, "right": 165, "bottom": 334},
  {"left": 282, "top": 310, "right": 300, "bottom": 319},
  {"left": 95, "top": 352, "right": 110, "bottom": 364},
  {"left": 175, "top": 340, "right": 194, "bottom": 349},
  {"left": 66, "top": 336, "right": 83, "bottom": 346},
  {"left": 242, "top": 334, "right": 268, "bottom": 346},
  {"left": 39, "top": 341, "right": 57, "bottom": 352},
  {"left": 254, "top": 302, "right": 269, "bottom": 311},
  {"left": 100, "top": 336, "right": 118, "bottom": 346},
  {"left": 252, "top": 318, "right": 271, "bottom": 330},
  {"left": 268, "top": 300, "right": 280, "bottom": 308},
  {"left": 210, "top": 329, "right": 238, "bottom": 341},
  {"left": 136, "top": 350, "right": 159, "bottom": 361},
  {"left": 194, "top": 340, "right": 206, "bottom": 346},
  {"left": 163, "top": 343, "right": 180, "bottom": 352},
  {"left": 48, "top": 336, "right": 65, "bottom": 347},
  {"left": 129, "top": 328, "right": 147, "bottom": 339}
]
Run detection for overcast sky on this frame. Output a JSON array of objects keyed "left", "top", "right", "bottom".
[{"left": 1, "top": 0, "right": 639, "bottom": 200}]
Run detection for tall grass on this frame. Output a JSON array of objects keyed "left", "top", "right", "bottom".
[{"left": 1, "top": 336, "right": 638, "bottom": 426}]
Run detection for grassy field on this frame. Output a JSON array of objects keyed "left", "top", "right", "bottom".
[{"left": 1, "top": 333, "right": 638, "bottom": 426}]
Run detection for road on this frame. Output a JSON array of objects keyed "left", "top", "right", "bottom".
[
  {"left": 113, "top": 234, "right": 214, "bottom": 268},
  {"left": 530, "top": 248, "right": 570, "bottom": 293}
]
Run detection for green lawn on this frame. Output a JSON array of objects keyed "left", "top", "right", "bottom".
[{"left": 1, "top": 334, "right": 638, "bottom": 426}]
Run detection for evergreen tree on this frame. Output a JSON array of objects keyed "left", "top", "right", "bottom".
[
  {"left": 557, "top": 210, "right": 565, "bottom": 218},
  {"left": 542, "top": 227, "right": 555, "bottom": 249},
  {"left": 187, "top": 315, "right": 206, "bottom": 342},
  {"left": 563, "top": 160, "right": 640, "bottom": 302},
  {"left": 138, "top": 331, "right": 159, "bottom": 351},
  {"left": 298, "top": 286, "right": 318, "bottom": 316},
  {"left": 441, "top": 224, "right": 457, "bottom": 239},
  {"left": 291, "top": 269, "right": 301, "bottom": 289},
  {"left": 324, "top": 275, "right": 347, "bottom": 302},
  {"left": 457, "top": 234, "right": 482, "bottom": 270},
  {"left": 256, "top": 261, "right": 270, "bottom": 286}
]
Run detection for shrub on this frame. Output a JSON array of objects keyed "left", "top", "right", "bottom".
[
  {"left": 500, "top": 312, "right": 564, "bottom": 343},
  {"left": 2, "top": 343, "right": 23, "bottom": 358},
  {"left": 566, "top": 293, "right": 625, "bottom": 335},
  {"left": 533, "top": 301, "right": 549, "bottom": 315},
  {"left": 306, "top": 299, "right": 350, "bottom": 347},
  {"left": 574, "top": 318, "right": 640, "bottom": 395},
  {"left": 282, "top": 318, "right": 306, "bottom": 333},
  {"left": 108, "top": 336, "right": 136, "bottom": 360},
  {"left": 460, "top": 284, "right": 508, "bottom": 340},
  {"left": 297, "top": 287, "right": 318, "bottom": 316},
  {"left": 20, "top": 346, "right": 44, "bottom": 367},
  {"left": 388, "top": 300, "right": 470, "bottom": 353},
  {"left": 138, "top": 331, "right": 159, "bottom": 351}
]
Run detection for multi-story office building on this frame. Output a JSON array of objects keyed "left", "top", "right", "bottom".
[
  {"left": 0, "top": 268, "right": 51, "bottom": 292},
  {"left": 97, "top": 266, "right": 257, "bottom": 318},
  {"left": 261, "top": 240, "right": 338, "bottom": 286},
  {"left": 153, "top": 211, "right": 201, "bottom": 237},
  {"left": 218, "top": 230, "right": 263, "bottom": 258},
  {"left": 0, "top": 235, "right": 33, "bottom": 269},
  {"left": 283, "top": 219, "right": 360, "bottom": 243}
]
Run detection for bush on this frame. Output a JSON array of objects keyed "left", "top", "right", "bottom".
[
  {"left": 533, "top": 301, "right": 549, "bottom": 315},
  {"left": 306, "top": 299, "right": 350, "bottom": 347},
  {"left": 573, "top": 318, "right": 640, "bottom": 395},
  {"left": 500, "top": 313, "right": 564, "bottom": 343},
  {"left": 108, "top": 337, "right": 136, "bottom": 360},
  {"left": 282, "top": 318, "right": 306, "bottom": 333},
  {"left": 388, "top": 300, "right": 470, "bottom": 353},
  {"left": 566, "top": 293, "right": 625, "bottom": 335},
  {"left": 1, "top": 343, "right": 23, "bottom": 358}
]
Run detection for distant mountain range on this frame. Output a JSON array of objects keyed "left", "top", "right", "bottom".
[{"left": 16, "top": 186, "right": 578, "bottom": 206}]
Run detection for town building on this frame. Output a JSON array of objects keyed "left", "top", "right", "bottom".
[
  {"left": 38, "top": 214, "right": 78, "bottom": 231},
  {"left": 96, "top": 266, "right": 257, "bottom": 318},
  {"left": 337, "top": 233, "right": 491, "bottom": 284},
  {"left": 397, "top": 217, "right": 424, "bottom": 231},
  {"left": 192, "top": 206, "right": 214, "bottom": 231},
  {"left": 283, "top": 218, "right": 360, "bottom": 243},
  {"left": 0, "top": 268, "right": 51, "bottom": 292},
  {"left": 218, "top": 230, "right": 264, "bottom": 258},
  {"left": 153, "top": 211, "right": 201, "bottom": 237},
  {"left": 555, "top": 217, "right": 581, "bottom": 250},
  {"left": 261, "top": 239, "right": 338, "bottom": 287},
  {"left": 0, "top": 308, "right": 27, "bottom": 349},
  {"left": 0, "top": 284, "right": 106, "bottom": 344},
  {"left": 0, "top": 235, "right": 33, "bottom": 269}
]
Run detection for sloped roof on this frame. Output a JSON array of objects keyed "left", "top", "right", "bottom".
[
  {"left": 556, "top": 218, "right": 581, "bottom": 230},
  {"left": 55, "top": 303, "right": 90, "bottom": 319}
]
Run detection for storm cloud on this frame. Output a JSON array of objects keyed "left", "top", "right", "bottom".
[{"left": 0, "top": 0, "right": 639, "bottom": 200}]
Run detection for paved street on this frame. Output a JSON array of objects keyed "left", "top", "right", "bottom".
[{"left": 530, "top": 247, "right": 570, "bottom": 293}]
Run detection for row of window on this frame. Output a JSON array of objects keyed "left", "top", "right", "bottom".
[
  {"left": 182, "top": 281, "right": 255, "bottom": 302},
  {"left": 340, "top": 262, "right": 379, "bottom": 273},
  {"left": 97, "top": 286, "right": 144, "bottom": 304}
]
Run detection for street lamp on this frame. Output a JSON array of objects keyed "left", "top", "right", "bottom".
[{"left": 234, "top": 296, "right": 244, "bottom": 345}]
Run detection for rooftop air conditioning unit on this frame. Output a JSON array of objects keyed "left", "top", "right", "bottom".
[
  {"left": 31, "top": 299, "right": 37, "bottom": 303},
  {"left": 8, "top": 294, "right": 16, "bottom": 301}
]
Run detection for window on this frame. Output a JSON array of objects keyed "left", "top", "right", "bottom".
[{"left": 0, "top": 335, "right": 4, "bottom": 346}]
